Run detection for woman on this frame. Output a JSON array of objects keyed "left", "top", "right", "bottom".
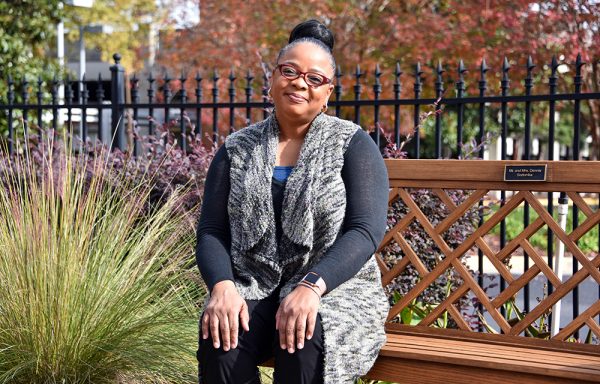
[{"left": 196, "top": 20, "right": 390, "bottom": 384}]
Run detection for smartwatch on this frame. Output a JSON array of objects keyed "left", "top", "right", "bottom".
[
  {"left": 300, "top": 272, "right": 326, "bottom": 293},
  {"left": 302, "top": 272, "right": 321, "bottom": 285}
]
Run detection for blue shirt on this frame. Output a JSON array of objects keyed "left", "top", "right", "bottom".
[{"left": 273, "top": 165, "right": 294, "bottom": 182}]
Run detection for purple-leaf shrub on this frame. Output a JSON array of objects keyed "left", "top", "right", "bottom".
[
  {"left": 1, "top": 120, "right": 219, "bottom": 224},
  {"left": 132, "top": 118, "right": 220, "bottom": 218}
]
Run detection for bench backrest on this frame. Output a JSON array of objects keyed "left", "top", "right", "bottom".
[{"left": 379, "top": 159, "right": 600, "bottom": 342}]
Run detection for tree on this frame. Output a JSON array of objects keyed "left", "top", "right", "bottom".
[
  {"left": 0, "top": 0, "right": 65, "bottom": 144},
  {"left": 65, "top": 0, "right": 171, "bottom": 72},
  {"left": 0, "top": 0, "right": 167, "bottom": 141},
  {"left": 0, "top": 0, "right": 63, "bottom": 101},
  {"left": 157, "top": 0, "right": 600, "bottom": 159}
]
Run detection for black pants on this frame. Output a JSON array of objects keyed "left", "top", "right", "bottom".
[{"left": 197, "top": 290, "right": 325, "bottom": 384}]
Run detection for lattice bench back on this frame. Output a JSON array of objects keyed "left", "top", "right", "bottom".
[{"left": 377, "top": 160, "right": 600, "bottom": 342}]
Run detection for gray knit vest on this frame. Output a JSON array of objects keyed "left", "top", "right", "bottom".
[{"left": 224, "top": 112, "right": 389, "bottom": 383}]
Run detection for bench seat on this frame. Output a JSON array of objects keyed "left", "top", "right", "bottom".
[{"left": 364, "top": 324, "right": 600, "bottom": 384}]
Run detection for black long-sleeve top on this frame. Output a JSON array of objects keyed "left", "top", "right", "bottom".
[{"left": 195, "top": 128, "right": 389, "bottom": 295}]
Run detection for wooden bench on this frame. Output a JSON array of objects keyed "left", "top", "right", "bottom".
[
  {"left": 263, "top": 159, "right": 600, "bottom": 382},
  {"left": 364, "top": 159, "right": 600, "bottom": 383}
]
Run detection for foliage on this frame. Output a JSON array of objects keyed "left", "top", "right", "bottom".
[
  {"left": 0, "top": 0, "right": 172, "bottom": 140},
  {"left": 4, "top": 117, "right": 218, "bottom": 221},
  {"left": 0, "top": 0, "right": 61, "bottom": 142},
  {"left": 130, "top": 118, "right": 219, "bottom": 219},
  {"left": 160, "top": 0, "right": 600, "bottom": 159},
  {"left": 65, "top": 0, "right": 170, "bottom": 72},
  {"left": 357, "top": 379, "right": 395, "bottom": 384},
  {"left": 391, "top": 290, "right": 451, "bottom": 329},
  {"left": 478, "top": 299, "right": 550, "bottom": 339},
  {"left": 0, "top": 0, "right": 63, "bottom": 102},
  {"left": 488, "top": 204, "right": 599, "bottom": 254},
  {"left": 4, "top": 1, "right": 600, "bottom": 157},
  {"left": 478, "top": 297, "right": 595, "bottom": 344},
  {"left": 0, "top": 131, "right": 206, "bottom": 383}
]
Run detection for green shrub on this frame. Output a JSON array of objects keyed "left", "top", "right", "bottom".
[{"left": 0, "top": 133, "right": 204, "bottom": 383}]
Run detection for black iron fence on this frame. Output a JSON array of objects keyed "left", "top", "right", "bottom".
[{"left": 2, "top": 53, "right": 599, "bottom": 160}]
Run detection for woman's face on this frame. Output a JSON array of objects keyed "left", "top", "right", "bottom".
[{"left": 271, "top": 42, "right": 334, "bottom": 123}]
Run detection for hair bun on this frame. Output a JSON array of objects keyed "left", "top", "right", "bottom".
[{"left": 288, "top": 19, "right": 334, "bottom": 51}]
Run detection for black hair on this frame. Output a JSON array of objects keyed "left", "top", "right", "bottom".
[
  {"left": 288, "top": 19, "right": 334, "bottom": 51},
  {"left": 276, "top": 19, "right": 336, "bottom": 73}
]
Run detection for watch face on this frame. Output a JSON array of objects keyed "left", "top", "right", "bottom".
[{"left": 304, "top": 273, "right": 320, "bottom": 285}]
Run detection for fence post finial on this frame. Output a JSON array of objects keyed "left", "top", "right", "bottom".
[
  {"left": 480, "top": 58, "right": 488, "bottom": 78},
  {"left": 549, "top": 55, "right": 558, "bottom": 93},
  {"left": 334, "top": 65, "right": 342, "bottom": 117},
  {"left": 193, "top": 70, "right": 203, "bottom": 135},
  {"left": 458, "top": 59, "right": 466, "bottom": 74},
  {"left": 212, "top": 68, "right": 219, "bottom": 100},
  {"left": 575, "top": 53, "right": 585, "bottom": 77},
  {"left": 65, "top": 74, "right": 73, "bottom": 105},
  {"left": 502, "top": 57, "right": 510, "bottom": 80},
  {"left": 36, "top": 76, "right": 43, "bottom": 106},
  {"left": 131, "top": 72, "right": 140, "bottom": 103},
  {"left": 436, "top": 60, "right": 443, "bottom": 76},
  {"left": 96, "top": 74, "right": 104, "bottom": 106},
  {"left": 180, "top": 70, "right": 187, "bottom": 84},
  {"left": 373, "top": 63, "right": 382, "bottom": 146},
  {"left": 435, "top": 60, "right": 445, "bottom": 93},
  {"left": 525, "top": 56, "right": 535, "bottom": 92},
  {"left": 573, "top": 53, "right": 586, "bottom": 160},
  {"left": 21, "top": 76, "right": 30, "bottom": 104},
  {"left": 414, "top": 61, "right": 423, "bottom": 90},
  {"left": 373, "top": 64, "right": 382, "bottom": 94},
  {"left": 354, "top": 64, "right": 363, "bottom": 85},
  {"left": 147, "top": 71, "right": 155, "bottom": 103},
  {"left": 51, "top": 75, "right": 58, "bottom": 105},
  {"left": 394, "top": 61, "right": 403, "bottom": 95},
  {"left": 434, "top": 60, "right": 445, "bottom": 158},
  {"left": 527, "top": 55, "right": 535, "bottom": 73},
  {"left": 550, "top": 55, "right": 559, "bottom": 79},
  {"left": 228, "top": 67, "right": 236, "bottom": 99},
  {"left": 353, "top": 64, "right": 363, "bottom": 124},
  {"left": 110, "top": 52, "right": 126, "bottom": 151},
  {"left": 457, "top": 59, "right": 466, "bottom": 91},
  {"left": 244, "top": 69, "right": 253, "bottom": 125},
  {"left": 395, "top": 62, "right": 402, "bottom": 83},
  {"left": 244, "top": 69, "right": 252, "bottom": 94}
]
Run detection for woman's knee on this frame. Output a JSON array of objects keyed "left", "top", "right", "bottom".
[
  {"left": 197, "top": 297, "right": 277, "bottom": 383},
  {"left": 197, "top": 341, "right": 261, "bottom": 384},
  {"left": 273, "top": 314, "right": 324, "bottom": 384}
]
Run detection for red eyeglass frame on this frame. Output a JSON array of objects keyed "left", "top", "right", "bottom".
[{"left": 276, "top": 64, "right": 333, "bottom": 88}]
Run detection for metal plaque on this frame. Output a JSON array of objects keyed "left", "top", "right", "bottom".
[{"left": 504, "top": 164, "right": 547, "bottom": 182}]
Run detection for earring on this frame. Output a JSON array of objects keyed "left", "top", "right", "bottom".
[
  {"left": 321, "top": 103, "right": 328, "bottom": 113},
  {"left": 267, "top": 87, "right": 273, "bottom": 99}
]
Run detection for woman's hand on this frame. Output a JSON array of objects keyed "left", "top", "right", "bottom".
[
  {"left": 275, "top": 285, "right": 321, "bottom": 353},
  {"left": 202, "top": 280, "right": 249, "bottom": 351}
]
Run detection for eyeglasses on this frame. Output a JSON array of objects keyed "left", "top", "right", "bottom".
[{"left": 276, "top": 64, "right": 332, "bottom": 88}]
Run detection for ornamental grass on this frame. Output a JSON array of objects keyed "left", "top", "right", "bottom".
[{"left": 0, "top": 132, "right": 203, "bottom": 383}]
